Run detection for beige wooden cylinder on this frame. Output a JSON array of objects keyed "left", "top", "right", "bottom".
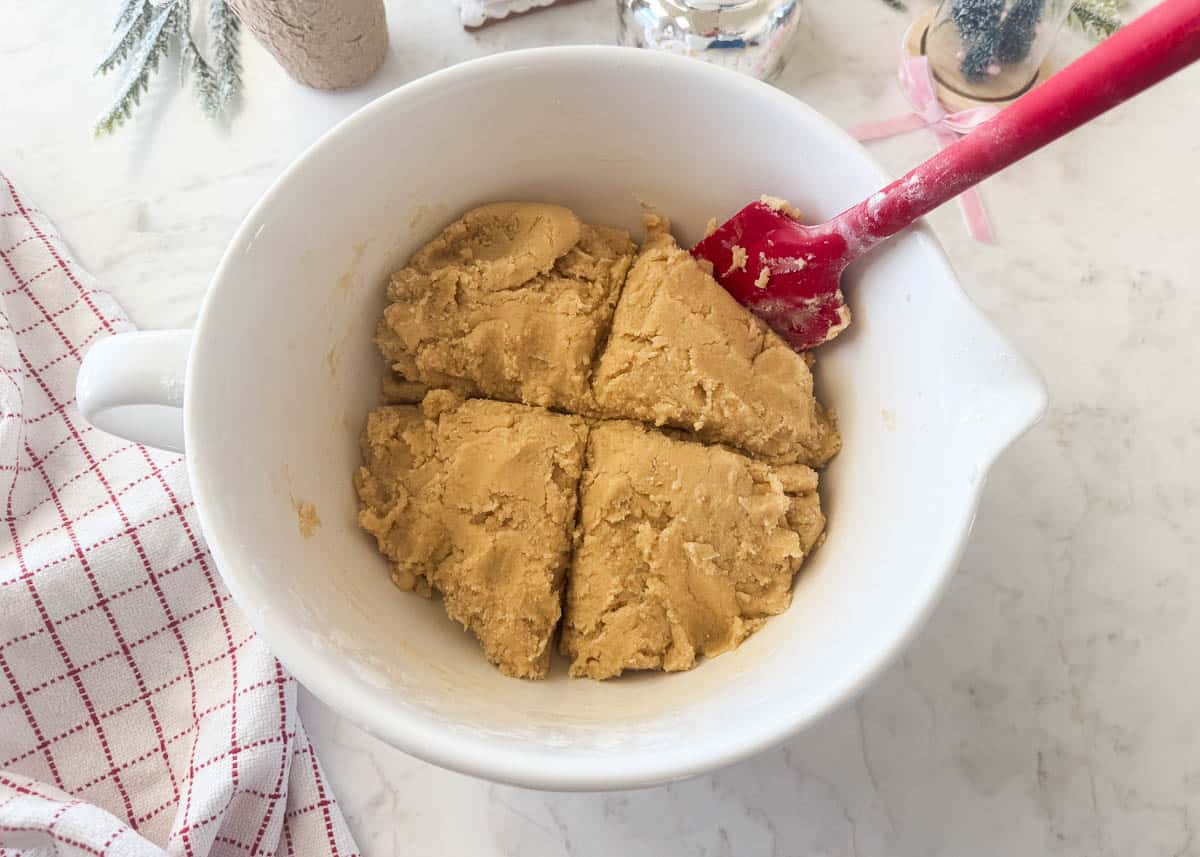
[{"left": 228, "top": 0, "right": 389, "bottom": 90}]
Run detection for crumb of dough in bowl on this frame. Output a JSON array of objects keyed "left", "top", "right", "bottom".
[
  {"left": 294, "top": 500, "right": 321, "bottom": 538},
  {"left": 354, "top": 202, "right": 840, "bottom": 679}
]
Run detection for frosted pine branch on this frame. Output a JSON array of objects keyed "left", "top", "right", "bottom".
[
  {"left": 114, "top": 0, "right": 146, "bottom": 30},
  {"left": 94, "top": 1, "right": 178, "bottom": 136},
  {"left": 868, "top": 0, "right": 1122, "bottom": 40},
  {"left": 176, "top": 0, "right": 220, "bottom": 116},
  {"left": 93, "top": 0, "right": 242, "bottom": 136},
  {"left": 1068, "top": 0, "right": 1125, "bottom": 39},
  {"left": 96, "top": 0, "right": 154, "bottom": 76},
  {"left": 209, "top": 0, "right": 242, "bottom": 115},
  {"left": 182, "top": 29, "right": 220, "bottom": 116}
]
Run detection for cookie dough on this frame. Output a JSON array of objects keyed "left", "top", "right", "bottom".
[
  {"left": 357, "top": 203, "right": 841, "bottom": 680},
  {"left": 591, "top": 215, "right": 840, "bottom": 466},
  {"left": 354, "top": 391, "right": 588, "bottom": 678},
  {"left": 561, "top": 421, "right": 825, "bottom": 680},
  {"left": 378, "top": 202, "right": 635, "bottom": 411}
]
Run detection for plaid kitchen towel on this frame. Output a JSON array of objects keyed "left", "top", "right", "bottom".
[{"left": 0, "top": 172, "right": 358, "bottom": 857}]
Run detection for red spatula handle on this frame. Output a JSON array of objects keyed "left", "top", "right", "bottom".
[{"left": 839, "top": 0, "right": 1200, "bottom": 245}]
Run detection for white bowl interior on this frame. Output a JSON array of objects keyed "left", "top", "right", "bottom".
[{"left": 187, "top": 48, "right": 1046, "bottom": 789}]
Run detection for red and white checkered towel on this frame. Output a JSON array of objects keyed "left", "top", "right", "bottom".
[{"left": 0, "top": 173, "right": 358, "bottom": 857}]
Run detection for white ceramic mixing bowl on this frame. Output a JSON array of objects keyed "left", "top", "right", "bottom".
[{"left": 75, "top": 46, "right": 1047, "bottom": 790}]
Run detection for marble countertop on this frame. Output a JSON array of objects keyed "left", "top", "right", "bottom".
[{"left": 3, "top": 1, "right": 1198, "bottom": 854}]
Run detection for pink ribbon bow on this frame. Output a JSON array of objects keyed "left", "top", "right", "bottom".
[{"left": 849, "top": 55, "right": 1000, "bottom": 243}]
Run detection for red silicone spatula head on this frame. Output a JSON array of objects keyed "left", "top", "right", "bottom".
[
  {"left": 691, "top": 199, "right": 853, "bottom": 352},
  {"left": 692, "top": 0, "right": 1200, "bottom": 351}
]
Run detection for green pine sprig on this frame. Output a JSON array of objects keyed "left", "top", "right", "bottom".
[
  {"left": 94, "top": 1, "right": 179, "bottom": 136},
  {"left": 872, "top": 0, "right": 1125, "bottom": 41},
  {"left": 1068, "top": 0, "right": 1127, "bottom": 39},
  {"left": 115, "top": 0, "right": 144, "bottom": 28},
  {"left": 94, "top": 0, "right": 241, "bottom": 136},
  {"left": 208, "top": 0, "right": 243, "bottom": 116},
  {"left": 96, "top": 0, "right": 155, "bottom": 76},
  {"left": 178, "top": 0, "right": 216, "bottom": 107}
]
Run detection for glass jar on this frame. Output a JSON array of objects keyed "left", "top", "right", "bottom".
[
  {"left": 617, "top": 0, "right": 804, "bottom": 82},
  {"left": 925, "top": 0, "right": 1074, "bottom": 101}
]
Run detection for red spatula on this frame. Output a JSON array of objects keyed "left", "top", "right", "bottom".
[{"left": 693, "top": 0, "right": 1200, "bottom": 351}]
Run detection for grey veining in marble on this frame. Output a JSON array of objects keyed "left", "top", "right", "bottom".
[{"left": 2, "top": 1, "right": 1198, "bottom": 854}]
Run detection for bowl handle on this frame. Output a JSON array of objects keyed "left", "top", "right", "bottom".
[{"left": 76, "top": 330, "right": 191, "bottom": 454}]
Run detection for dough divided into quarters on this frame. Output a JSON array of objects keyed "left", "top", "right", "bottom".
[{"left": 357, "top": 203, "right": 840, "bottom": 679}]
